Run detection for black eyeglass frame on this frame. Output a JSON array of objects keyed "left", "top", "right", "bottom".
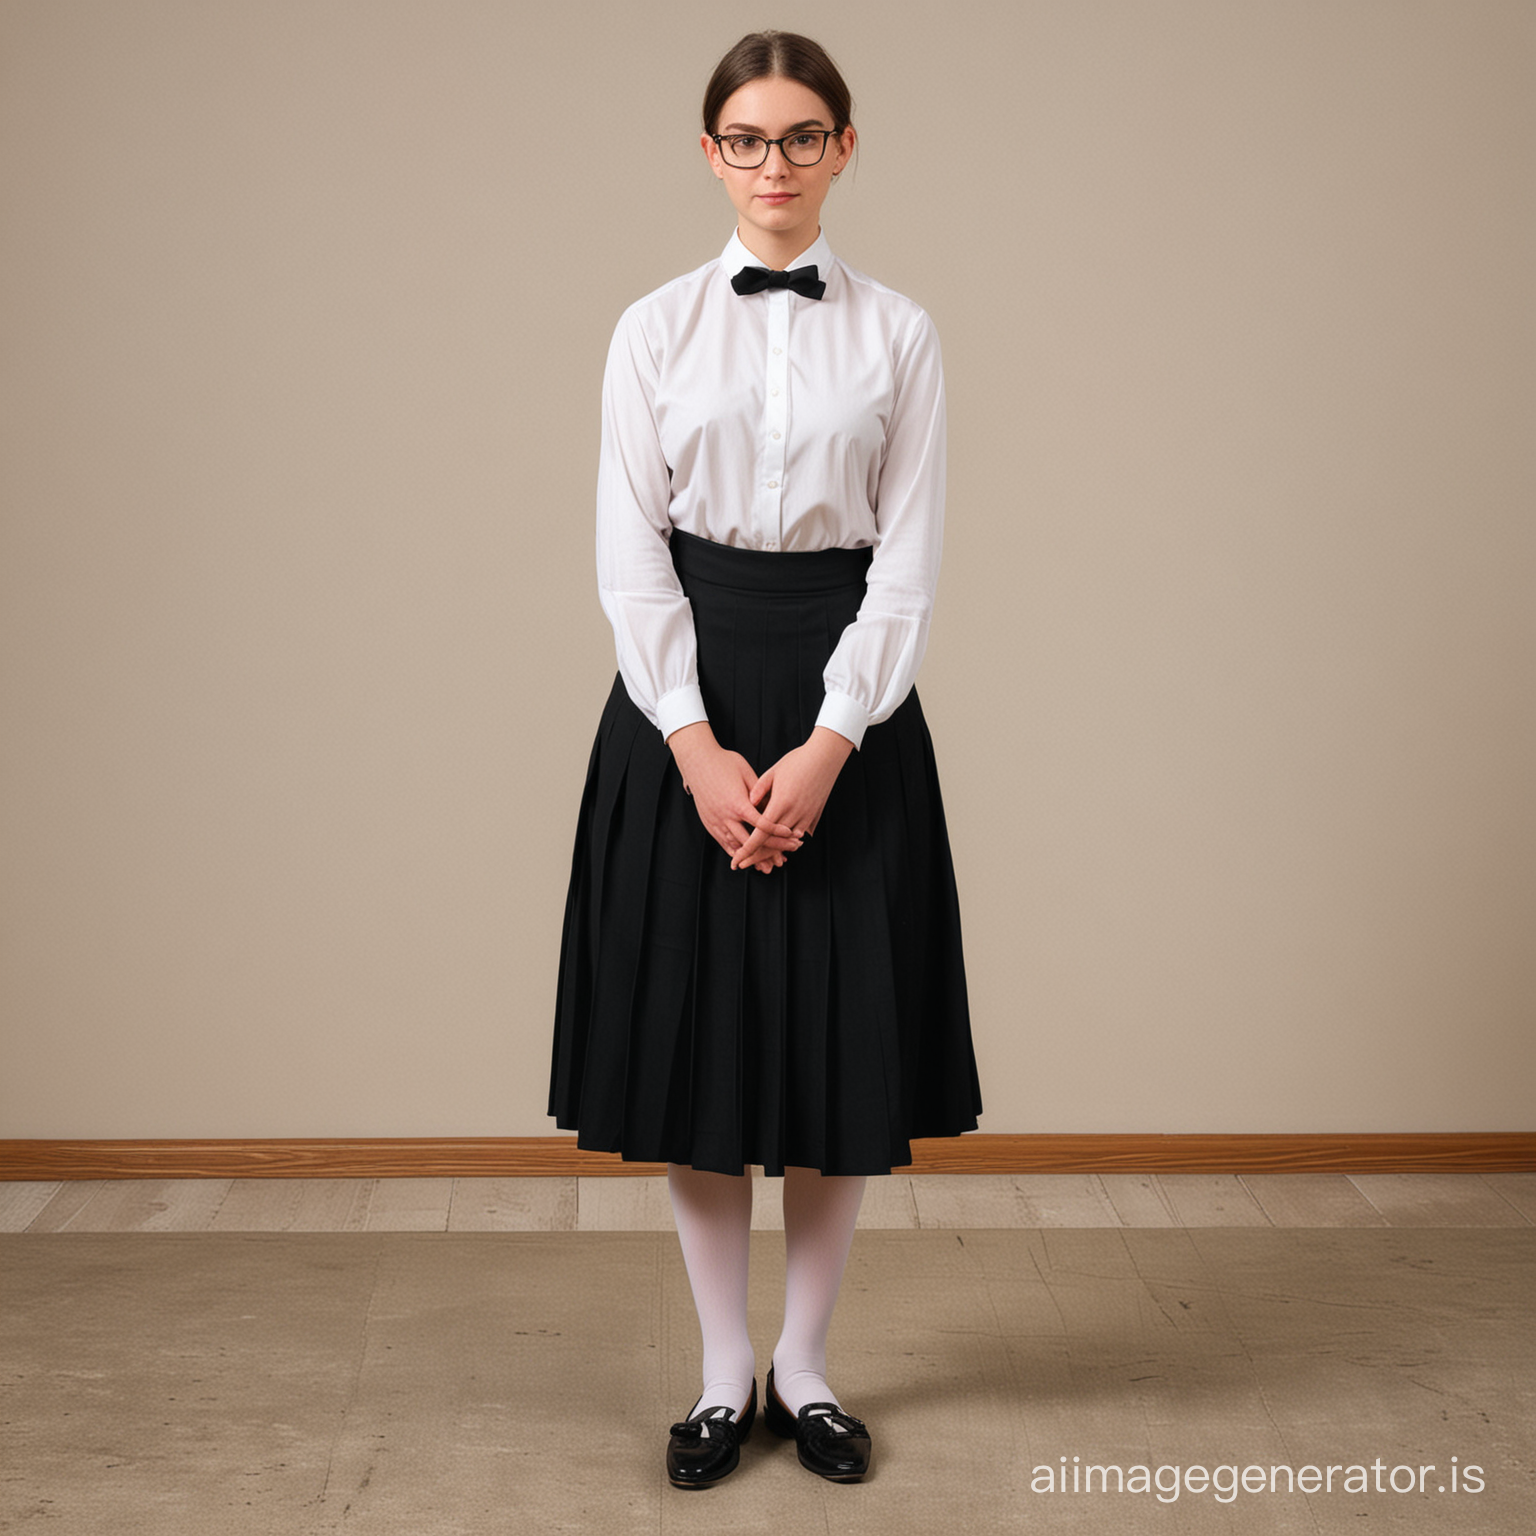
[{"left": 709, "top": 129, "right": 841, "bottom": 169}]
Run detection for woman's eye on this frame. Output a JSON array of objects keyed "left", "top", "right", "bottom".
[
  {"left": 732, "top": 136, "right": 762, "bottom": 153},
  {"left": 791, "top": 134, "right": 819, "bottom": 148}
]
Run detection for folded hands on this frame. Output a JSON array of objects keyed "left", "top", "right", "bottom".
[{"left": 666, "top": 722, "right": 855, "bottom": 874}]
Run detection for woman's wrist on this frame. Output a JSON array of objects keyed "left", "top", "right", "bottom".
[
  {"left": 808, "top": 725, "right": 855, "bottom": 765},
  {"left": 666, "top": 720, "right": 719, "bottom": 790}
]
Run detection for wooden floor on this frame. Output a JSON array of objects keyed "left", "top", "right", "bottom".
[{"left": 3, "top": 1170, "right": 1533, "bottom": 1232}]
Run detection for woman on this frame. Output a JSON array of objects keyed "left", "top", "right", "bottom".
[{"left": 549, "top": 30, "right": 982, "bottom": 1488}]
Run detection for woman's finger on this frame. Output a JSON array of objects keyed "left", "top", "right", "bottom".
[
  {"left": 731, "top": 826, "right": 770, "bottom": 869},
  {"left": 732, "top": 817, "right": 795, "bottom": 869},
  {"left": 735, "top": 804, "right": 802, "bottom": 850},
  {"left": 738, "top": 801, "right": 797, "bottom": 838}
]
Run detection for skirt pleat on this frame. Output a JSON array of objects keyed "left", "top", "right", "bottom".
[{"left": 549, "top": 529, "right": 981, "bottom": 1176}]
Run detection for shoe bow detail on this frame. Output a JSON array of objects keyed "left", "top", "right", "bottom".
[
  {"left": 801, "top": 1404, "right": 869, "bottom": 1440},
  {"left": 667, "top": 1410, "right": 740, "bottom": 1442},
  {"left": 665, "top": 1382, "right": 758, "bottom": 1490}
]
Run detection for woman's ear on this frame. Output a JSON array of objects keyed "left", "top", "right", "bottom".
[
  {"left": 833, "top": 125, "right": 856, "bottom": 175},
  {"left": 700, "top": 132, "right": 726, "bottom": 179}
]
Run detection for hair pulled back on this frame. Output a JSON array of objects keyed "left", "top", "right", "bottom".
[{"left": 702, "top": 31, "right": 853, "bottom": 136}]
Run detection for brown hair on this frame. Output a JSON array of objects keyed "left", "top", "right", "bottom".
[{"left": 702, "top": 31, "right": 854, "bottom": 136}]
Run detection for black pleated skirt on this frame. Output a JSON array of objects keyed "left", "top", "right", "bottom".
[{"left": 548, "top": 529, "right": 981, "bottom": 1176}]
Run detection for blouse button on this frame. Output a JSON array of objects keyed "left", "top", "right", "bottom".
[
  {"left": 766, "top": 480, "right": 779, "bottom": 489},
  {"left": 765, "top": 541, "right": 779, "bottom": 551},
  {"left": 771, "top": 431, "right": 781, "bottom": 440}
]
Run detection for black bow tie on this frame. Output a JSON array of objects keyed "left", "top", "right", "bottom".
[{"left": 731, "top": 264, "right": 826, "bottom": 300}]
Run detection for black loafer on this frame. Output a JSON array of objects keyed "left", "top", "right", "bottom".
[
  {"left": 764, "top": 1365, "right": 872, "bottom": 1482},
  {"left": 665, "top": 1380, "right": 757, "bottom": 1490}
]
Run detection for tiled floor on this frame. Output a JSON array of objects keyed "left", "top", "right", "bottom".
[{"left": 2, "top": 1170, "right": 1531, "bottom": 1232}]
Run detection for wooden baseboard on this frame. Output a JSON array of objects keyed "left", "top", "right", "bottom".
[{"left": 1, "top": 1132, "right": 1531, "bottom": 1180}]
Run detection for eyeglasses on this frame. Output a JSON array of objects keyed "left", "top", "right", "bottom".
[{"left": 710, "top": 130, "right": 838, "bottom": 169}]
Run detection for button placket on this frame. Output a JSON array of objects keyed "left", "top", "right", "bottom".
[{"left": 758, "top": 288, "right": 789, "bottom": 550}]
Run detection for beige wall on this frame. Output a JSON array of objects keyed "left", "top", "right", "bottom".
[{"left": 2, "top": 0, "right": 1532, "bottom": 1139}]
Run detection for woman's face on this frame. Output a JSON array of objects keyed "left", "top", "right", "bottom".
[{"left": 701, "top": 75, "right": 855, "bottom": 264}]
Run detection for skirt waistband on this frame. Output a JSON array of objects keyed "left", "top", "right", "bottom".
[{"left": 669, "top": 527, "right": 872, "bottom": 595}]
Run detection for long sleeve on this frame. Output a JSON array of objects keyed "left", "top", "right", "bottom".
[
  {"left": 815, "top": 308, "right": 946, "bottom": 749},
  {"left": 594, "top": 304, "right": 709, "bottom": 741}
]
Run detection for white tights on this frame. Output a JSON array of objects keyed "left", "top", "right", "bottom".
[{"left": 666, "top": 1163, "right": 866, "bottom": 1420}]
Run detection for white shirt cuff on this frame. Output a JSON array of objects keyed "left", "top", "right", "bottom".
[
  {"left": 814, "top": 692, "right": 870, "bottom": 750},
  {"left": 656, "top": 683, "right": 709, "bottom": 742}
]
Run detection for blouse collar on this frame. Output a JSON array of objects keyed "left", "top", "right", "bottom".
[{"left": 721, "top": 228, "right": 835, "bottom": 282}]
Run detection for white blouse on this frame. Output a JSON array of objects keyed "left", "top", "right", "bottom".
[{"left": 596, "top": 229, "right": 946, "bottom": 750}]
